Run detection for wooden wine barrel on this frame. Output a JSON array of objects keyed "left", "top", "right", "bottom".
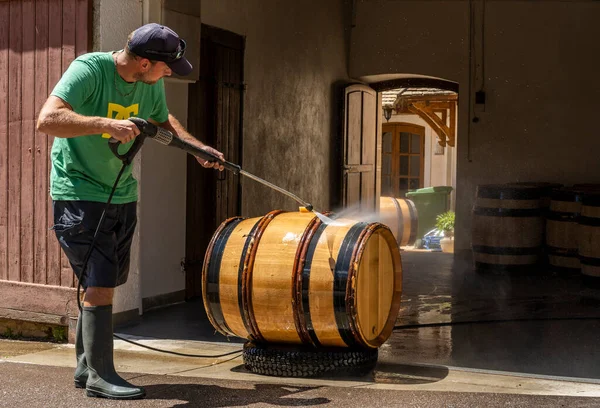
[
  {"left": 379, "top": 196, "right": 418, "bottom": 247},
  {"left": 202, "top": 210, "right": 403, "bottom": 349},
  {"left": 509, "top": 182, "right": 563, "bottom": 213},
  {"left": 546, "top": 188, "right": 583, "bottom": 273},
  {"left": 578, "top": 193, "right": 600, "bottom": 283},
  {"left": 573, "top": 184, "right": 600, "bottom": 192},
  {"left": 472, "top": 184, "right": 544, "bottom": 271}
]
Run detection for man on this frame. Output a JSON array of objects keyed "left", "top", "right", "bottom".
[{"left": 37, "top": 23, "right": 223, "bottom": 400}]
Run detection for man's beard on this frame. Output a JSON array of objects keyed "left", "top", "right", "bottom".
[{"left": 133, "top": 71, "right": 158, "bottom": 85}]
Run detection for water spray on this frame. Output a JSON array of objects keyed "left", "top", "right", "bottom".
[{"left": 116, "top": 118, "right": 331, "bottom": 221}]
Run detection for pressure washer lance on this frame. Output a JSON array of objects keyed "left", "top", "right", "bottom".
[{"left": 117, "top": 117, "right": 315, "bottom": 212}]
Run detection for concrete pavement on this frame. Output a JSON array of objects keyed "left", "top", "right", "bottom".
[
  {"left": 2, "top": 360, "right": 599, "bottom": 408},
  {"left": 1, "top": 336, "right": 600, "bottom": 407}
]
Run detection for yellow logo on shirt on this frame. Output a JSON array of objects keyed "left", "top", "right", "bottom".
[{"left": 101, "top": 103, "right": 140, "bottom": 139}]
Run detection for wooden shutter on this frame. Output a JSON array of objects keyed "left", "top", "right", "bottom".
[
  {"left": 342, "top": 84, "right": 380, "bottom": 212},
  {"left": 0, "top": 0, "right": 91, "bottom": 330}
]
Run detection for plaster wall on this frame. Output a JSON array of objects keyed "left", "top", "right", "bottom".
[
  {"left": 351, "top": 0, "right": 600, "bottom": 251},
  {"left": 202, "top": 0, "right": 350, "bottom": 215},
  {"left": 138, "top": 80, "right": 189, "bottom": 301},
  {"left": 93, "top": 0, "right": 143, "bottom": 315},
  {"left": 138, "top": 1, "right": 198, "bottom": 302},
  {"left": 430, "top": 147, "right": 447, "bottom": 188}
]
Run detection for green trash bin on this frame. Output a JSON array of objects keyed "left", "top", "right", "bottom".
[{"left": 406, "top": 186, "right": 453, "bottom": 248}]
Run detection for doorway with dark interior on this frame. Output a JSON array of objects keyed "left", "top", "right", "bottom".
[{"left": 184, "top": 25, "right": 245, "bottom": 300}]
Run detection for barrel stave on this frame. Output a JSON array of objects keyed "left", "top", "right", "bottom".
[
  {"left": 546, "top": 188, "right": 583, "bottom": 272},
  {"left": 472, "top": 184, "right": 544, "bottom": 270},
  {"left": 308, "top": 221, "right": 354, "bottom": 348},
  {"left": 218, "top": 218, "right": 259, "bottom": 339},
  {"left": 252, "top": 212, "right": 312, "bottom": 343},
  {"left": 579, "top": 196, "right": 600, "bottom": 280}
]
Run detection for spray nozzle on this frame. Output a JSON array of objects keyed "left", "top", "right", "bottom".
[{"left": 299, "top": 205, "right": 314, "bottom": 213}]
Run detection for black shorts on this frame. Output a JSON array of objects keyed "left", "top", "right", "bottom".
[{"left": 52, "top": 200, "right": 137, "bottom": 289}]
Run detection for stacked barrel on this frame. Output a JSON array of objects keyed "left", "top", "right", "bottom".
[
  {"left": 472, "top": 184, "right": 546, "bottom": 272},
  {"left": 472, "top": 182, "right": 600, "bottom": 285},
  {"left": 578, "top": 189, "right": 600, "bottom": 285},
  {"left": 546, "top": 188, "right": 584, "bottom": 274}
]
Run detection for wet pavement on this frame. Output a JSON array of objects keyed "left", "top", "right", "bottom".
[
  {"left": 118, "top": 250, "right": 600, "bottom": 382},
  {"left": 2, "top": 250, "right": 600, "bottom": 405},
  {"left": 387, "top": 251, "right": 600, "bottom": 380}
]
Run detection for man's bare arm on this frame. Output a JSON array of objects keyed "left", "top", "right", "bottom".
[
  {"left": 154, "top": 114, "right": 224, "bottom": 170},
  {"left": 37, "top": 96, "right": 139, "bottom": 143},
  {"left": 156, "top": 114, "right": 205, "bottom": 148}
]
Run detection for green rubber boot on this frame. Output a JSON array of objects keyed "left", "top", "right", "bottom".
[
  {"left": 82, "top": 305, "right": 145, "bottom": 400},
  {"left": 74, "top": 312, "right": 89, "bottom": 388}
]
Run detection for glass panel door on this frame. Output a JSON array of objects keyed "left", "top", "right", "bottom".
[
  {"left": 382, "top": 123, "right": 425, "bottom": 198},
  {"left": 382, "top": 131, "right": 393, "bottom": 196}
]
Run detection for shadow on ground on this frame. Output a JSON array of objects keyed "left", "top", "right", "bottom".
[{"left": 143, "top": 383, "right": 329, "bottom": 407}]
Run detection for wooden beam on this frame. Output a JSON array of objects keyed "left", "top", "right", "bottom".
[
  {"left": 396, "top": 94, "right": 457, "bottom": 103},
  {"left": 416, "top": 101, "right": 455, "bottom": 147},
  {"left": 425, "top": 101, "right": 455, "bottom": 110},
  {"left": 448, "top": 101, "right": 456, "bottom": 147},
  {"left": 407, "top": 104, "right": 447, "bottom": 147},
  {"left": 398, "top": 100, "right": 456, "bottom": 147}
]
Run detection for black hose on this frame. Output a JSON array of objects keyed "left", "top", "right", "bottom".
[
  {"left": 77, "top": 163, "right": 128, "bottom": 312},
  {"left": 77, "top": 142, "right": 247, "bottom": 360},
  {"left": 76, "top": 166, "right": 243, "bottom": 358},
  {"left": 112, "top": 333, "right": 242, "bottom": 358}
]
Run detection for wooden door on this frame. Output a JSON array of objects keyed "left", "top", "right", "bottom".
[
  {"left": 0, "top": 0, "right": 90, "bottom": 331},
  {"left": 342, "top": 84, "right": 380, "bottom": 212},
  {"left": 185, "top": 25, "right": 244, "bottom": 299},
  {"left": 381, "top": 123, "right": 425, "bottom": 198}
]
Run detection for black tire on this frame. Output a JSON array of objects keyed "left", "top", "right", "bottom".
[{"left": 242, "top": 341, "right": 378, "bottom": 378}]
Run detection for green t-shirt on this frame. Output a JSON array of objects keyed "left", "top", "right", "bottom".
[{"left": 50, "top": 52, "right": 169, "bottom": 203}]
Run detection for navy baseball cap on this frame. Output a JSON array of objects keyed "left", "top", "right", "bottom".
[{"left": 128, "top": 23, "right": 192, "bottom": 76}]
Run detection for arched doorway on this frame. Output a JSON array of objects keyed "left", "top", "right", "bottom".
[
  {"left": 340, "top": 76, "right": 458, "bottom": 249},
  {"left": 375, "top": 76, "right": 458, "bottom": 250}
]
